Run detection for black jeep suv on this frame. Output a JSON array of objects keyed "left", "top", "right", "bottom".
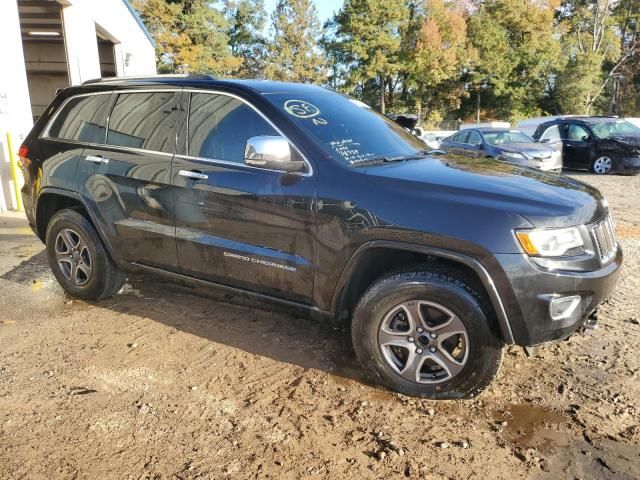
[
  {"left": 19, "top": 75, "right": 622, "bottom": 399},
  {"left": 533, "top": 116, "right": 640, "bottom": 175}
]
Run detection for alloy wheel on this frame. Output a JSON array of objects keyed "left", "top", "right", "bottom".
[
  {"left": 593, "top": 156, "right": 613, "bottom": 175},
  {"left": 377, "top": 300, "right": 469, "bottom": 384},
  {"left": 54, "top": 228, "right": 93, "bottom": 286}
]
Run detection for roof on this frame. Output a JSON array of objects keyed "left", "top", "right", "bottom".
[
  {"left": 471, "top": 127, "right": 525, "bottom": 133},
  {"left": 122, "top": 0, "right": 155, "bottom": 48},
  {"left": 540, "top": 116, "right": 619, "bottom": 125},
  {"left": 82, "top": 75, "right": 331, "bottom": 95}
]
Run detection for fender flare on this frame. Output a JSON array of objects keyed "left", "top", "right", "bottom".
[
  {"left": 330, "top": 240, "right": 515, "bottom": 344},
  {"left": 35, "top": 187, "right": 120, "bottom": 264}
]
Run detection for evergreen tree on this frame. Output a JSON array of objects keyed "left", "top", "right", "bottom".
[
  {"left": 264, "top": 0, "right": 326, "bottom": 83},
  {"left": 224, "top": 0, "right": 268, "bottom": 78},
  {"left": 330, "top": 0, "right": 409, "bottom": 113},
  {"left": 133, "top": 0, "right": 241, "bottom": 75}
]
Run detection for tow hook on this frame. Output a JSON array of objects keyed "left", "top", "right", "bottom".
[{"left": 583, "top": 310, "right": 599, "bottom": 334}]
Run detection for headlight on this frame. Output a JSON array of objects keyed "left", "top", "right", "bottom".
[
  {"left": 516, "top": 227, "right": 584, "bottom": 257},
  {"left": 503, "top": 152, "right": 525, "bottom": 159}
]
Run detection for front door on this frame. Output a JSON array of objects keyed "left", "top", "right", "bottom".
[
  {"left": 172, "top": 92, "right": 316, "bottom": 303},
  {"left": 563, "top": 123, "right": 593, "bottom": 170},
  {"left": 80, "top": 90, "right": 181, "bottom": 270}
]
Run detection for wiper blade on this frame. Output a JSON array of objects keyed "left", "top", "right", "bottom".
[{"left": 351, "top": 152, "right": 430, "bottom": 167}]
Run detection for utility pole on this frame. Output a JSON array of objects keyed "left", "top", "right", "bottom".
[{"left": 476, "top": 89, "right": 481, "bottom": 123}]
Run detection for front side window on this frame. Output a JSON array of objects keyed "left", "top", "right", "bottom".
[
  {"left": 263, "top": 92, "right": 425, "bottom": 164},
  {"left": 106, "top": 91, "right": 179, "bottom": 153},
  {"left": 188, "top": 93, "right": 278, "bottom": 163},
  {"left": 567, "top": 124, "right": 590, "bottom": 141},
  {"left": 540, "top": 125, "right": 562, "bottom": 142},
  {"left": 46, "top": 94, "right": 110, "bottom": 143}
]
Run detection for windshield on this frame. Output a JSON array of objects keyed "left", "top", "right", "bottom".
[
  {"left": 263, "top": 92, "right": 425, "bottom": 164},
  {"left": 591, "top": 120, "right": 640, "bottom": 139},
  {"left": 482, "top": 130, "right": 532, "bottom": 145}
]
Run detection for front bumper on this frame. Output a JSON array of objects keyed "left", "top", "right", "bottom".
[
  {"left": 494, "top": 245, "right": 623, "bottom": 346},
  {"left": 618, "top": 156, "right": 640, "bottom": 175}
]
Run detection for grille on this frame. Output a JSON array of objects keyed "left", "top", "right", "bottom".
[{"left": 591, "top": 215, "right": 617, "bottom": 263}]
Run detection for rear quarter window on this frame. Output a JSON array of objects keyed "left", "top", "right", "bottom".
[{"left": 45, "top": 94, "right": 111, "bottom": 143}]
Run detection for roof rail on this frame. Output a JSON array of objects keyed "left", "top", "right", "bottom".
[{"left": 82, "top": 73, "right": 216, "bottom": 85}]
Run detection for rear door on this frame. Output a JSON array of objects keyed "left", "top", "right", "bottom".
[
  {"left": 80, "top": 89, "right": 181, "bottom": 270},
  {"left": 462, "top": 130, "right": 483, "bottom": 157},
  {"left": 171, "top": 91, "right": 316, "bottom": 303}
]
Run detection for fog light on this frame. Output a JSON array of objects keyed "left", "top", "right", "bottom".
[{"left": 550, "top": 295, "right": 581, "bottom": 320}]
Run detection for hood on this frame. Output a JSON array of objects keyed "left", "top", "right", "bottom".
[
  {"left": 364, "top": 154, "right": 607, "bottom": 228},
  {"left": 602, "top": 135, "right": 640, "bottom": 154},
  {"left": 499, "top": 142, "right": 555, "bottom": 158}
]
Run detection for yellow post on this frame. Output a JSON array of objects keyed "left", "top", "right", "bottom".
[{"left": 6, "top": 132, "right": 24, "bottom": 211}]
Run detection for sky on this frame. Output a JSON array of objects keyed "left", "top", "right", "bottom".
[{"left": 263, "top": 0, "right": 344, "bottom": 24}]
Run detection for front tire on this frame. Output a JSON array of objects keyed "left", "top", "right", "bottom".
[
  {"left": 45, "top": 209, "right": 125, "bottom": 300},
  {"left": 591, "top": 155, "right": 614, "bottom": 175},
  {"left": 351, "top": 269, "right": 503, "bottom": 399}
]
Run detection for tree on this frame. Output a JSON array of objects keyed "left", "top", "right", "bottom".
[
  {"left": 330, "top": 0, "right": 409, "bottom": 113},
  {"left": 133, "top": 0, "right": 241, "bottom": 75},
  {"left": 467, "top": 0, "right": 564, "bottom": 120},
  {"left": 224, "top": 0, "right": 268, "bottom": 77},
  {"left": 410, "top": 0, "right": 472, "bottom": 126},
  {"left": 264, "top": 0, "right": 326, "bottom": 83}
]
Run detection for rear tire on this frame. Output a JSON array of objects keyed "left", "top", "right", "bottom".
[
  {"left": 351, "top": 268, "right": 503, "bottom": 399},
  {"left": 45, "top": 209, "right": 125, "bottom": 300}
]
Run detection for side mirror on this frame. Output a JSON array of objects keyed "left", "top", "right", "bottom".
[
  {"left": 581, "top": 134, "right": 590, "bottom": 142},
  {"left": 540, "top": 138, "right": 550, "bottom": 143},
  {"left": 244, "top": 136, "right": 305, "bottom": 173}
]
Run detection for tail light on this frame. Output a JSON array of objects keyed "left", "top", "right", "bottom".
[{"left": 18, "top": 145, "right": 31, "bottom": 168}]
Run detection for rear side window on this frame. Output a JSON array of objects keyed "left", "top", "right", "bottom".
[
  {"left": 46, "top": 94, "right": 110, "bottom": 143},
  {"left": 452, "top": 131, "right": 468, "bottom": 143},
  {"left": 188, "top": 93, "right": 277, "bottom": 163},
  {"left": 466, "top": 131, "right": 482, "bottom": 144},
  {"left": 107, "top": 92, "right": 179, "bottom": 153}
]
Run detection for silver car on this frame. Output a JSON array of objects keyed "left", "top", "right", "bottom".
[{"left": 439, "top": 128, "right": 563, "bottom": 172}]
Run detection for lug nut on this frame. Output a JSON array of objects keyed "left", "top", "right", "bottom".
[
  {"left": 416, "top": 348, "right": 423, "bottom": 354},
  {"left": 430, "top": 333, "right": 437, "bottom": 339},
  {"left": 416, "top": 327, "right": 424, "bottom": 333},
  {"left": 429, "top": 346, "right": 437, "bottom": 353},
  {"left": 408, "top": 337, "right": 415, "bottom": 343}
]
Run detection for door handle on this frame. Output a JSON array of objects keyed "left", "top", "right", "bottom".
[
  {"left": 178, "top": 170, "right": 208, "bottom": 181},
  {"left": 85, "top": 155, "right": 109, "bottom": 165}
]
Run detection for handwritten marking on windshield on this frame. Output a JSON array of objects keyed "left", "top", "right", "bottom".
[
  {"left": 329, "top": 138, "right": 375, "bottom": 163},
  {"left": 284, "top": 100, "right": 320, "bottom": 119}
]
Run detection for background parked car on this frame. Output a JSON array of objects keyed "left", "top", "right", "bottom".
[
  {"left": 420, "top": 130, "right": 456, "bottom": 149},
  {"left": 439, "top": 127, "right": 562, "bottom": 172},
  {"left": 533, "top": 116, "right": 640, "bottom": 175}
]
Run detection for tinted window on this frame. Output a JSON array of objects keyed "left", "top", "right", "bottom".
[
  {"left": 452, "top": 131, "right": 468, "bottom": 143},
  {"left": 540, "top": 125, "right": 562, "bottom": 142},
  {"left": 567, "top": 124, "right": 590, "bottom": 141},
  {"left": 107, "top": 92, "right": 178, "bottom": 153},
  {"left": 466, "top": 131, "right": 482, "bottom": 144},
  {"left": 263, "top": 92, "right": 425, "bottom": 164},
  {"left": 47, "top": 94, "right": 110, "bottom": 143},
  {"left": 188, "top": 93, "right": 277, "bottom": 162}
]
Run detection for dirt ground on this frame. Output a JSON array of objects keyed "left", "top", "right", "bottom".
[{"left": 1, "top": 173, "right": 639, "bottom": 480}]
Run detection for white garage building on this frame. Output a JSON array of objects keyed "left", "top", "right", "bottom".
[{"left": 0, "top": 0, "right": 157, "bottom": 212}]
